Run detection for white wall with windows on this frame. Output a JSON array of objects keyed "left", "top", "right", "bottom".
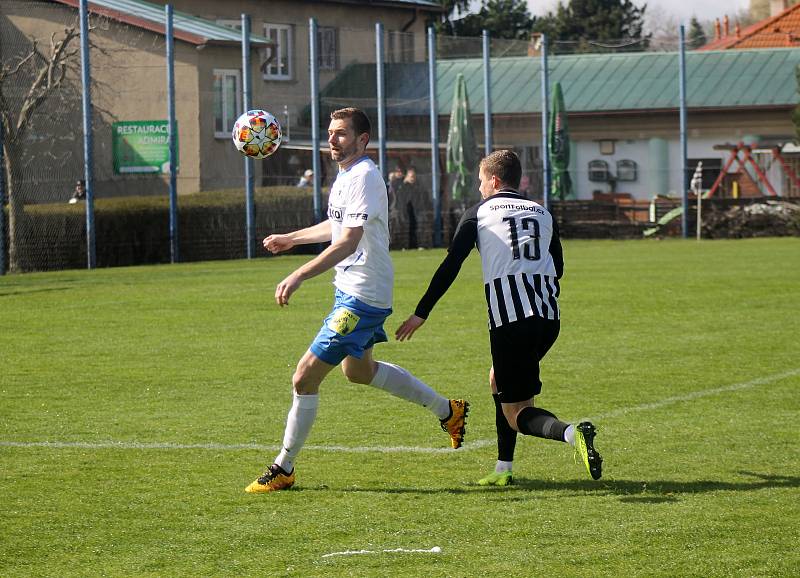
[{"left": 569, "top": 137, "right": 789, "bottom": 200}]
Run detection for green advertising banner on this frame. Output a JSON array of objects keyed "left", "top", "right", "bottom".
[{"left": 112, "top": 120, "right": 178, "bottom": 174}]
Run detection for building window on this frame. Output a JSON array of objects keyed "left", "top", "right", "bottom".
[
  {"left": 386, "top": 30, "right": 414, "bottom": 63},
  {"left": 318, "top": 26, "right": 338, "bottom": 71},
  {"left": 598, "top": 139, "right": 615, "bottom": 155},
  {"left": 588, "top": 160, "right": 610, "bottom": 182},
  {"left": 616, "top": 159, "right": 638, "bottom": 182},
  {"left": 263, "top": 23, "right": 292, "bottom": 80},
  {"left": 213, "top": 69, "right": 241, "bottom": 138}
]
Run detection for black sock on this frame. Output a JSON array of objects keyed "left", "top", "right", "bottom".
[
  {"left": 516, "top": 406, "right": 568, "bottom": 442},
  {"left": 493, "top": 393, "right": 517, "bottom": 462}
]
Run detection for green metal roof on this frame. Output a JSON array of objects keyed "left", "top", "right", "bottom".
[
  {"left": 314, "top": 48, "right": 800, "bottom": 117},
  {"left": 317, "top": 0, "right": 442, "bottom": 7},
  {"left": 437, "top": 48, "right": 800, "bottom": 114}
]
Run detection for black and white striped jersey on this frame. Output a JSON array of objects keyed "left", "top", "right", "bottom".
[{"left": 414, "top": 190, "right": 563, "bottom": 329}]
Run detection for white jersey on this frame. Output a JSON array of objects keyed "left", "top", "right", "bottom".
[{"left": 327, "top": 156, "right": 393, "bottom": 309}]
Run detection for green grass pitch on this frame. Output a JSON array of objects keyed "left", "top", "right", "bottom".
[{"left": 1, "top": 238, "right": 799, "bottom": 576}]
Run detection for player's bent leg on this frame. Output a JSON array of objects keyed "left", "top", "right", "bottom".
[
  {"left": 490, "top": 367, "right": 517, "bottom": 464},
  {"left": 504, "top": 401, "right": 569, "bottom": 442},
  {"left": 293, "top": 349, "right": 337, "bottom": 394},
  {"left": 341, "top": 348, "right": 379, "bottom": 385},
  {"left": 245, "top": 351, "right": 335, "bottom": 494},
  {"left": 478, "top": 369, "right": 517, "bottom": 484},
  {"left": 353, "top": 350, "right": 468, "bottom": 449}
]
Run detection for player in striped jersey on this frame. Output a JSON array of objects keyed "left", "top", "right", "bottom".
[{"left": 396, "top": 149, "right": 602, "bottom": 483}]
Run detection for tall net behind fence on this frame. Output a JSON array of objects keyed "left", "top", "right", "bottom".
[
  {"left": 384, "top": 28, "right": 431, "bottom": 249},
  {"left": 89, "top": 10, "right": 174, "bottom": 267},
  {"left": 2, "top": 1, "right": 87, "bottom": 272},
  {"left": 6, "top": 10, "right": 795, "bottom": 274}
]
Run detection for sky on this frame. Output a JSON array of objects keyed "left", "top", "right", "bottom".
[{"left": 524, "top": 0, "right": 751, "bottom": 23}]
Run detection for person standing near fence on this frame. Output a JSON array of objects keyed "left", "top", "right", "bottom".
[
  {"left": 246, "top": 107, "right": 469, "bottom": 493},
  {"left": 396, "top": 149, "right": 603, "bottom": 485}
]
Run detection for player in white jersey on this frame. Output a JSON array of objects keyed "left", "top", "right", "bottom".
[
  {"left": 397, "top": 150, "right": 602, "bottom": 483},
  {"left": 245, "top": 108, "right": 468, "bottom": 493}
]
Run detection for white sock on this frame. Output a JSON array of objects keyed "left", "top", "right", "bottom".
[
  {"left": 495, "top": 460, "right": 513, "bottom": 473},
  {"left": 564, "top": 424, "right": 576, "bottom": 446},
  {"left": 370, "top": 361, "right": 451, "bottom": 420},
  {"left": 274, "top": 393, "right": 319, "bottom": 473}
]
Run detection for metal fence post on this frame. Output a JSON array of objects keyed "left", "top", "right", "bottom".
[
  {"left": 309, "top": 18, "right": 323, "bottom": 224},
  {"left": 540, "top": 33, "right": 551, "bottom": 211},
  {"left": 692, "top": 161, "right": 703, "bottom": 240},
  {"left": 242, "top": 14, "right": 255, "bottom": 258},
  {"left": 166, "top": 5, "right": 178, "bottom": 263},
  {"left": 0, "top": 120, "right": 5, "bottom": 276},
  {"left": 79, "top": 0, "right": 96, "bottom": 269},
  {"left": 375, "top": 22, "right": 387, "bottom": 182},
  {"left": 679, "top": 24, "right": 689, "bottom": 239},
  {"left": 428, "top": 26, "right": 441, "bottom": 247},
  {"left": 482, "top": 29, "right": 492, "bottom": 155}
]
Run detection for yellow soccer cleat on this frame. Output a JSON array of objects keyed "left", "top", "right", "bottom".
[
  {"left": 477, "top": 470, "right": 513, "bottom": 486},
  {"left": 244, "top": 464, "right": 295, "bottom": 493},
  {"left": 574, "top": 421, "right": 603, "bottom": 480},
  {"left": 440, "top": 399, "right": 470, "bottom": 449}
]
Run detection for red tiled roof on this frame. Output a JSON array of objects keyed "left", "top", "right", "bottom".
[{"left": 700, "top": 3, "right": 800, "bottom": 50}]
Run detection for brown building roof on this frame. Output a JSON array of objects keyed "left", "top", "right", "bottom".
[{"left": 701, "top": 3, "right": 800, "bottom": 50}]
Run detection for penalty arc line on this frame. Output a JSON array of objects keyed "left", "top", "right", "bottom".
[{"left": 1, "top": 368, "right": 797, "bottom": 454}]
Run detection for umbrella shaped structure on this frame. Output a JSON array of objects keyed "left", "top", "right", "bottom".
[
  {"left": 549, "top": 82, "right": 573, "bottom": 200},
  {"left": 446, "top": 73, "right": 479, "bottom": 206}
]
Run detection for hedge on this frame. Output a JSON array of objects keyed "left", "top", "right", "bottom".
[{"left": 8, "top": 187, "right": 327, "bottom": 272}]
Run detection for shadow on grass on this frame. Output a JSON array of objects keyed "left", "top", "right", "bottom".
[
  {"left": 294, "top": 471, "right": 800, "bottom": 503},
  {"left": 0, "top": 286, "right": 75, "bottom": 297}
]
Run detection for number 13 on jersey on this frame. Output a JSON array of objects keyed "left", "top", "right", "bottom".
[{"left": 503, "top": 216, "right": 541, "bottom": 261}]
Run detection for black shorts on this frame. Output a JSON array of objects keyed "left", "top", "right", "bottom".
[{"left": 490, "top": 315, "right": 560, "bottom": 403}]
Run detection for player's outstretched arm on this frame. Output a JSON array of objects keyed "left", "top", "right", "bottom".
[
  {"left": 263, "top": 220, "right": 332, "bottom": 254},
  {"left": 274, "top": 225, "right": 363, "bottom": 307},
  {"left": 395, "top": 315, "right": 426, "bottom": 341}
]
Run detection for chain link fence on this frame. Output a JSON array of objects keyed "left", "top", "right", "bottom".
[
  {"left": 2, "top": 2, "right": 798, "bottom": 273},
  {"left": 2, "top": 1, "right": 87, "bottom": 271}
]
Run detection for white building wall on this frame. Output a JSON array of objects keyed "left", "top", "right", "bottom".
[{"left": 571, "top": 137, "right": 787, "bottom": 200}]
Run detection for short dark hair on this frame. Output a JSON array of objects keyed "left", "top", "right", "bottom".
[
  {"left": 480, "top": 150, "right": 522, "bottom": 189},
  {"left": 331, "top": 107, "right": 371, "bottom": 140}
]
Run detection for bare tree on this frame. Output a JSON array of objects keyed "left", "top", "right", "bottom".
[
  {"left": 643, "top": 5, "right": 680, "bottom": 51},
  {"left": 1, "top": 24, "right": 80, "bottom": 271}
]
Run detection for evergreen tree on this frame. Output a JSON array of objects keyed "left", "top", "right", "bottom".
[
  {"left": 450, "top": 0, "right": 535, "bottom": 40},
  {"left": 533, "top": 0, "right": 651, "bottom": 52},
  {"left": 437, "top": 0, "right": 473, "bottom": 35},
  {"left": 687, "top": 17, "right": 707, "bottom": 50}
]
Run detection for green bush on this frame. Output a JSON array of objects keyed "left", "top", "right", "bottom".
[{"left": 12, "top": 187, "right": 328, "bottom": 271}]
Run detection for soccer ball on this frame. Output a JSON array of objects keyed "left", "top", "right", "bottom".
[{"left": 232, "top": 109, "right": 282, "bottom": 159}]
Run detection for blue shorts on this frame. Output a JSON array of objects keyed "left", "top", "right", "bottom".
[{"left": 309, "top": 289, "right": 392, "bottom": 365}]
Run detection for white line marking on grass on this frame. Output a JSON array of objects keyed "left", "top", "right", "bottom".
[
  {"left": 0, "top": 439, "right": 493, "bottom": 453},
  {"left": 589, "top": 368, "right": 800, "bottom": 422},
  {"left": 2, "top": 369, "right": 796, "bottom": 454},
  {"left": 322, "top": 546, "right": 441, "bottom": 558}
]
